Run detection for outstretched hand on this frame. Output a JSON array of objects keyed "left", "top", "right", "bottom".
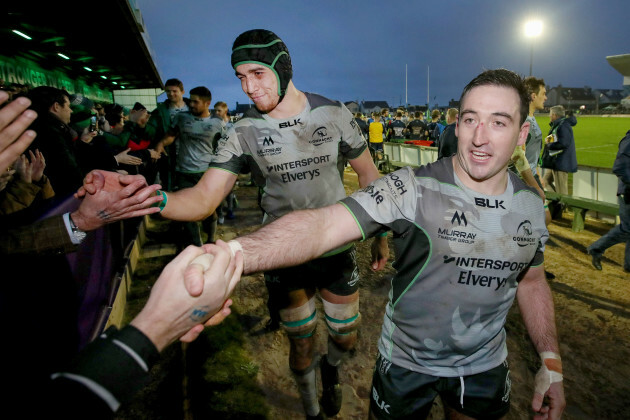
[
  {"left": 0, "top": 92, "right": 38, "bottom": 173},
  {"left": 130, "top": 244, "right": 242, "bottom": 351},
  {"left": 71, "top": 170, "right": 162, "bottom": 231}
]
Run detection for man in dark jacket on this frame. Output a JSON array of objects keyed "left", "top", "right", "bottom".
[
  {"left": 27, "top": 86, "right": 84, "bottom": 199},
  {"left": 542, "top": 106, "right": 577, "bottom": 195},
  {"left": 587, "top": 129, "right": 630, "bottom": 272},
  {"left": 437, "top": 108, "right": 459, "bottom": 159}
]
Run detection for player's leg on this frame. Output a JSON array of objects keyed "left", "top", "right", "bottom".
[
  {"left": 319, "top": 288, "right": 359, "bottom": 416},
  {"left": 279, "top": 287, "right": 322, "bottom": 419},
  {"left": 439, "top": 361, "right": 511, "bottom": 420},
  {"left": 318, "top": 247, "right": 362, "bottom": 417}
]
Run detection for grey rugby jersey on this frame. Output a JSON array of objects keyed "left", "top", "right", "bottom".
[
  {"left": 341, "top": 157, "right": 548, "bottom": 377},
  {"left": 171, "top": 112, "right": 223, "bottom": 173},
  {"left": 211, "top": 92, "right": 367, "bottom": 222}
]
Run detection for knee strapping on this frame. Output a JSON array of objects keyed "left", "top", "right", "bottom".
[
  {"left": 280, "top": 297, "right": 317, "bottom": 339},
  {"left": 322, "top": 298, "right": 361, "bottom": 336}
]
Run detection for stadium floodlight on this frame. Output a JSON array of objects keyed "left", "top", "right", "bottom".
[
  {"left": 524, "top": 20, "right": 543, "bottom": 76},
  {"left": 12, "top": 30, "right": 32, "bottom": 40}
]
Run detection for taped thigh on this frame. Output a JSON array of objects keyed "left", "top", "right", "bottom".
[
  {"left": 279, "top": 297, "right": 317, "bottom": 339},
  {"left": 322, "top": 298, "right": 361, "bottom": 337}
]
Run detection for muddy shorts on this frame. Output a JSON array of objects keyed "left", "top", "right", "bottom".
[
  {"left": 264, "top": 245, "right": 360, "bottom": 297},
  {"left": 370, "top": 354, "right": 511, "bottom": 419}
]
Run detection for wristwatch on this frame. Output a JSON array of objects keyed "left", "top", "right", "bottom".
[{"left": 68, "top": 214, "right": 87, "bottom": 243}]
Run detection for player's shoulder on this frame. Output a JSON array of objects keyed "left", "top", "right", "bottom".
[
  {"left": 305, "top": 92, "right": 341, "bottom": 111},
  {"left": 509, "top": 171, "right": 543, "bottom": 200}
]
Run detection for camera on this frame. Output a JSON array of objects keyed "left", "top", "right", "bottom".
[{"left": 89, "top": 116, "right": 97, "bottom": 132}]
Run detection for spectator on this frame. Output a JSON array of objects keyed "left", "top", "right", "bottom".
[
  {"left": 0, "top": 149, "right": 54, "bottom": 215},
  {"left": 26, "top": 86, "right": 84, "bottom": 199},
  {"left": 369, "top": 113, "right": 385, "bottom": 157},
  {"left": 386, "top": 111, "right": 406, "bottom": 142},
  {"left": 354, "top": 112, "right": 369, "bottom": 138},
  {"left": 437, "top": 108, "right": 459, "bottom": 159},
  {"left": 587, "top": 129, "right": 630, "bottom": 272},
  {"left": 426, "top": 109, "right": 445, "bottom": 144},
  {"left": 406, "top": 111, "right": 427, "bottom": 140},
  {"left": 541, "top": 106, "right": 577, "bottom": 196}
]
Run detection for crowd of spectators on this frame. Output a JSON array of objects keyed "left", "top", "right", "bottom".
[{"left": 0, "top": 79, "right": 238, "bottom": 415}]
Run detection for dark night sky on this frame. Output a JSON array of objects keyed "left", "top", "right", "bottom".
[{"left": 137, "top": 0, "right": 629, "bottom": 109}]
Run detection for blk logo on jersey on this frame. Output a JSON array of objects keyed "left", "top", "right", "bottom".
[
  {"left": 309, "top": 126, "right": 333, "bottom": 146},
  {"left": 513, "top": 220, "right": 536, "bottom": 247},
  {"left": 474, "top": 197, "right": 505, "bottom": 209},
  {"left": 279, "top": 118, "right": 301, "bottom": 129}
]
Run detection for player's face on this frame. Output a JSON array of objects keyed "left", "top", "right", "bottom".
[
  {"left": 235, "top": 64, "right": 280, "bottom": 113},
  {"left": 532, "top": 86, "right": 547, "bottom": 111},
  {"left": 166, "top": 86, "right": 184, "bottom": 104},
  {"left": 189, "top": 95, "right": 209, "bottom": 116},
  {"left": 454, "top": 85, "right": 529, "bottom": 194}
]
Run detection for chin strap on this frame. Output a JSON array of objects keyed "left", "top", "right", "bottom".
[{"left": 534, "top": 351, "right": 563, "bottom": 396}]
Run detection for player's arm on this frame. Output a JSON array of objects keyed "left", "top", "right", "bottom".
[
  {"left": 160, "top": 168, "right": 237, "bottom": 222},
  {"left": 237, "top": 203, "right": 362, "bottom": 275},
  {"left": 348, "top": 149, "right": 389, "bottom": 270},
  {"left": 516, "top": 264, "right": 565, "bottom": 419},
  {"left": 349, "top": 148, "right": 380, "bottom": 188},
  {"left": 155, "top": 128, "right": 178, "bottom": 156}
]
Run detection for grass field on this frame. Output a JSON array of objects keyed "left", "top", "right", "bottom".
[{"left": 533, "top": 115, "right": 629, "bottom": 169}]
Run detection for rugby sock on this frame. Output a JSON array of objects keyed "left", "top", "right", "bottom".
[
  {"left": 292, "top": 365, "right": 319, "bottom": 416},
  {"left": 327, "top": 338, "right": 347, "bottom": 367}
]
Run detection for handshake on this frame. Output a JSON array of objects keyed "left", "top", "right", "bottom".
[{"left": 130, "top": 240, "right": 244, "bottom": 352}]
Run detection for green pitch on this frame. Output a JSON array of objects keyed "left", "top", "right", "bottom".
[{"left": 533, "top": 115, "right": 629, "bottom": 169}]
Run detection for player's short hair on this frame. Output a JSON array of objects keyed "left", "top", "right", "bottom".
[
  {"left": 189, "top": 86, "right": 212, "bottom": 102},
  {"left": 431, "top": 109, "right": 441, "bottom": 119},
  {"left": 524, "top": 76, "right": 546, "bottom": 97},
  {"left": 396, "top": 111, "right": 403, "bottom": 118},
  {"left": 164, "top": 78, "right": 184, "bottom": 91},
  {"left": 459, "top": 69, "right": 529, "bottom": 125},
  {"left": 214, "top": 101, "right": 228, "bottom": 110},
  {"left": 447, "top": 108, "right": 459, "bottom": 119}
]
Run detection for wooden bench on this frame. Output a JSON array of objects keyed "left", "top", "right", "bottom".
[{"left": 545, "top": 191, "right": 619, "bottom": 232}]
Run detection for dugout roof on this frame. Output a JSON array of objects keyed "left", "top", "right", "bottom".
[{"left": 1, "top": 0, "right": 163, "bottom": 90}]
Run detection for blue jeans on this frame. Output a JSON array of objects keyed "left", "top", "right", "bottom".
[{"left": 588, "top": 195, "right": 630, "bottom": 270}]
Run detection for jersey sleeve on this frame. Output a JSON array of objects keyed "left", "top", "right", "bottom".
[
  {"left": 208, "top": 125, "right": 247, "bottom": 175},
  {"left": 339, "top": 102, "right": 368, "bottom": 159},
  {"left": 340, "top": 167, "right": 417, "bottom": 240}
]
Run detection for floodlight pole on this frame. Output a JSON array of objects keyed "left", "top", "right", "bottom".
[{"left": 529, "top": 43, "right": 534, "bottom": 77}]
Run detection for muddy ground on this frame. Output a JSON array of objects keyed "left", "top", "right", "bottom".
[{"left": 214, "top": 170, "right": 630, "bottom": 420}]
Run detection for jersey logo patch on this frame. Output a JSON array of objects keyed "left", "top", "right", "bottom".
[
  {"left": 513, "top": 220, "right": 536, "bottom": 247},
  {"left": 310, "top": 126, "right": 333, "bottom": 146},
  {"left": 451, "top": 211, "right": 467, "bottom": 226}
]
